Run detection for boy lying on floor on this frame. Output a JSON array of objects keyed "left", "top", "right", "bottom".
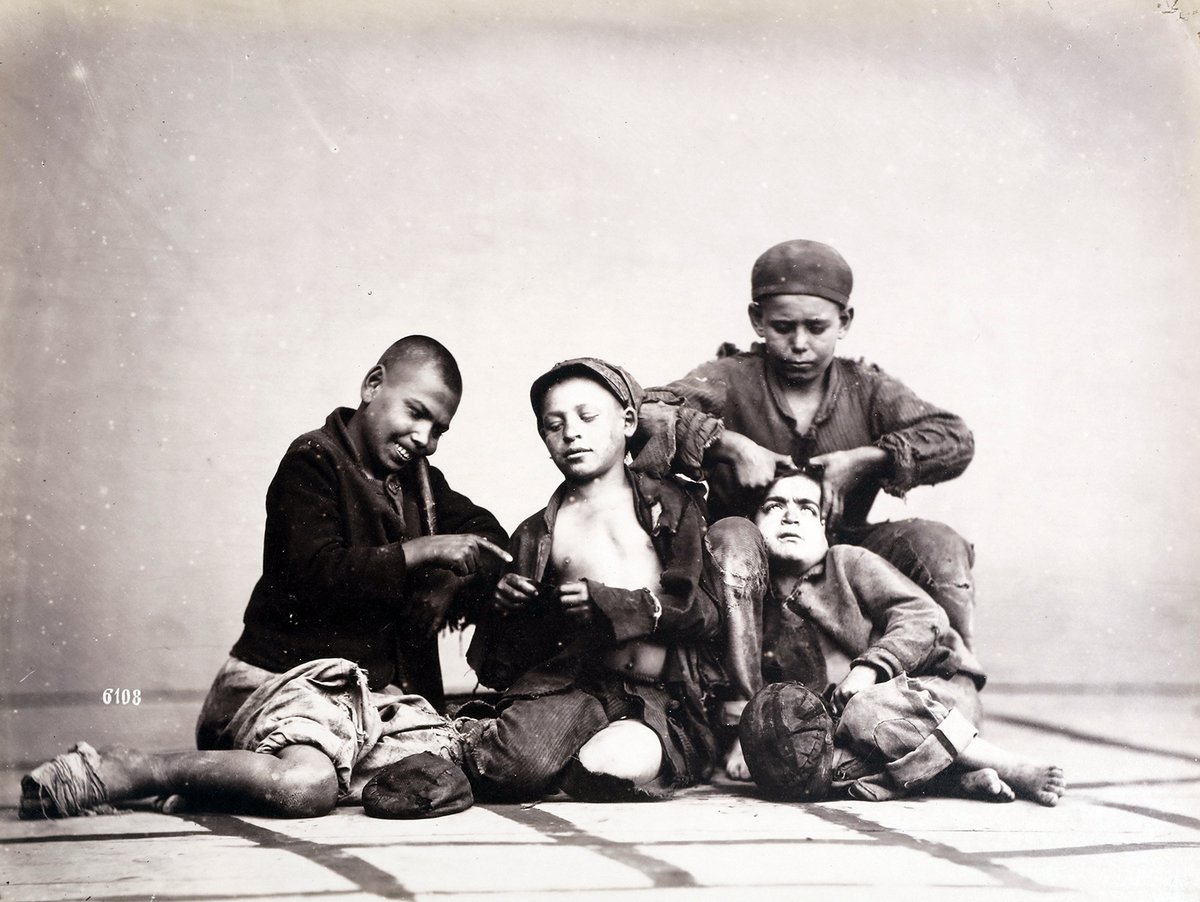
[{"left": 731, "top": 468, "right": 1064, "bottom": 806}]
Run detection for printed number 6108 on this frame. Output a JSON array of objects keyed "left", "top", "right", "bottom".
[{"left": 102, "top": 688, "right": 141, "bottom": 705}]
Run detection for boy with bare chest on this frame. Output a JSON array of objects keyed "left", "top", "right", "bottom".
[{"left": 463, "top": 358, "right": 721, "bottom": 801}]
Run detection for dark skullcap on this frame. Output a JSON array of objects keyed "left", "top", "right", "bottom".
[
  {"left": 751, "top": 239, "right": 853, "bottom": 307},
  {"left": 362, "top": 752, "right": 474, "bottom": 819},
  {"left": 739, "top": 682, "right": 835, "bottom": 802},
  {"left": 529, "top": 357, "right": 645, "bottom": 418}
]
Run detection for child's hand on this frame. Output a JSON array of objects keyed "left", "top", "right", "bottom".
[
  {"left": 558, "top": 580, "right": 597, "bottom": 625},
  {"left": 809, "top": 446, "right": 889, "bottom": 531},
  {"left": 492, "top": 573, "right": 538, "bottom": 614},
  {"left": 718, "top": 432, "right": 794, "bottom": 490},
  {"left": 405, "top": 534, "right": 513, "bottom": 575},
  {"left": 830, "top": 665, "right": 881, "bottom": 715}
]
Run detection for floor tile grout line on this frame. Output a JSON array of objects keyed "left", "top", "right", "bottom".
[
  {"left": 53, "top": 891, "right": 364, "bottom": 902},
  {"left": 987, "top": 713, "right": 1200, "bottom": 764},
  {"left": 494, "top": 804, "right": 700, "bottom": 888},
  {"left": 189, "top": 814, "right": 413, "bottom": 901},
  {"left": 0, "top": 829, "right": 211, "bottom": 845},
  {"left": 802, "top": 805, "right": 1056, "bottom": 893},
  {"left": 1076, "top": 796, "right": 1200, "bottom": 831},
  {"left": 987, "top": 840, "right": 1200, "bottom": 860},
  {"left": 1072, "top": 776, "right": 1200, "bottom": 789}
]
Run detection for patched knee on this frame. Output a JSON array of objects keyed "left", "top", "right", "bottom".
[{"left": 705, "top": 518, "right": 767, "bottom": 577}]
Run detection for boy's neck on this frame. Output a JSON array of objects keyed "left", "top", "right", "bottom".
[{"left": 561, "top": 460, "right": 630, "bottom": 504}]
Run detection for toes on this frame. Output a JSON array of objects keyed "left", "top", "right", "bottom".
[
  {"left": 725, "top": 760, "right": 752, "bottom": 781},
  {"left": 958, "top": 768, "right": 1014, "bottom": 803}
]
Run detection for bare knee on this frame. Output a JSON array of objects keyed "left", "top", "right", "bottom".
[
  {"left": 578, "top": 720, "right": 663, "bottom": 784},
  {"left": 268, "top": 747, "right": 338, "bottom": 818}
]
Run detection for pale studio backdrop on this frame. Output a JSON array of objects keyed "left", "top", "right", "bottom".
[{"left": 2, "top": 1, "right": 1198, "bottom": 765}]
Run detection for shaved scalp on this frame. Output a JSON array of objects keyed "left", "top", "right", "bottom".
[{"left": 377, "top": 335, "right": 462, "bottom": 395}]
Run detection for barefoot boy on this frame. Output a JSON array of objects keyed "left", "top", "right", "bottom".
[
  {"left": 22, "top": 336, "right": 509, "bottom": 819},
  {"left": 463, "top": 358, "right": 721, "bottom": 801},
  {"left": 733, "top": 469, "right": 1064, "bottom": 806}
]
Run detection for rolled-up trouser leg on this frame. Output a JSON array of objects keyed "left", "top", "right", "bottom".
[
  {"left": 853, "top": 518, "right": 977, "bottom": 648},
  {"left": 832, "top": 674, "right": 979, "bottom": 801},
  {"left": 703, "top": 518, "right": 769, "bottom": 725}
]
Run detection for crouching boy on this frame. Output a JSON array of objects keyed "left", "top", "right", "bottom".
[
  {"left": 733, "top": 469, "right": 1064, "bottom": 806},
  {"left": 21, "top": 336, "right": 507, "bottom": 819},
  {"left": 464, "top": 359, "right": 722, "bottom": 801}
]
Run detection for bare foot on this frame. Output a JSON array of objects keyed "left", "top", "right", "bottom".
[
  {"left": 725, "top": 738, "right": 751, "bottom": 781},
  {"left": 956, "top": 767, "right": 1015, "bottom": 802},
  {"left": 997, "top": 761, "right": 1065, "bottom": 807},
  {"left": 958, "top": 737, "right": 1065, "bottom": 807}
]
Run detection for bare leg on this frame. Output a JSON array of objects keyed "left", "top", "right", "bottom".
[
  {"left": 955, "top": 737, "right": 1065, "bottom": 806},
  {"left": 577, "top": 720, "right": 663, "bottom": 784},
  {"left": 26, "top": 744, "right": 338, "bottom": 818}
]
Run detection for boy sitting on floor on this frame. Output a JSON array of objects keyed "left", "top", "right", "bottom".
[
  {"left": 732, "top": 468, "right": 1064, "bottom": 806},
  {"left": 22, "top": 335, "right": 509, "bottom": 819},
  {"left": 463, "top": 358, "right": 722, "bottom": 801}
]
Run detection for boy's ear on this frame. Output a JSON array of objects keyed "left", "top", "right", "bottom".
[
  {"left": 622, "top": 405, "right": 638, "bottom": 438},
  {"left": 360, "top": 364, "right": 386, "bottom": 404},
  {"left": 838, "top": 306, "right": 855, "bottom": 338},
  {"left": 748, "top": 302, "right": 766, "bottom": 337}
]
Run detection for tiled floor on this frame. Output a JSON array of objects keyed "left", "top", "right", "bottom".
[{"left": 2, "top": 689, "right": 1198, "bottom": 901}]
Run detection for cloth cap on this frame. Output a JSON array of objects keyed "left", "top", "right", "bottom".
[
  {"left": 529, "top": 357, "right": 645, "bottom": 418},
  {"left": 751, "top": 239, "right": 853, "bottom": 307},
  {"left": 739, "top": 682, "right": 834, "bottom": 802},
  {"left": 362, "top": 752, "right": 474, "bottom": 819}
]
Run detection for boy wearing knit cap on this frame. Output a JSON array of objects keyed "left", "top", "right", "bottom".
[
  {"left": 637, "top": 239, "right": 978, "bottom": 779},
  {"left": 463, "top": 358, "right": 722, "bottom": 801}
]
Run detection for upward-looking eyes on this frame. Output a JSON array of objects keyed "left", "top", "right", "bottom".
[{"left": 760, "top": 499, "right": 821, "bottom": 518}]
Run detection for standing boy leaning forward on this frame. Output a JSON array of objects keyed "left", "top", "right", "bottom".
[
  {"left": 463, "top": 359, "right": 724, "bottom": 802},
  {"left": 21, "top": 336, "right": 510, "bottom": 819},
  {"left": 636, "top": 239, "right": 979, "bottom": 776},
  {"left": 735, "top": 468, "right": 1063, "bottom": 806}
]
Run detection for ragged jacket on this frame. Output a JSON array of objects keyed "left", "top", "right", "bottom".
[
  {"left": 467, "top": 468, "right": 719, "bottom": 696},
  {"left": 637, "top": 348, "right": 974, "bottom": 526},
  {"left": 232, "top": 408, "right": 507, "bottom": 699},
  {"left": 766, "top": 545, "right": 986, "bottom": 690}
]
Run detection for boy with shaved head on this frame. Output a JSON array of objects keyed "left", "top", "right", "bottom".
[{"left": 22, "top": 336, "right": 508, "bottom": 819}]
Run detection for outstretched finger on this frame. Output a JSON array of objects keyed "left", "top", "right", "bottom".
[{"left": 475, "top": 537, "right": 514, "bottom": 564}]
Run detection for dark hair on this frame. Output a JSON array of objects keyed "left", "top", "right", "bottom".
[
  {"left": 377, "top": 335, "right": 462, "bottom": 395},
  {"left": 758, "top": 464, "right": 825, "bottom": 509}
]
